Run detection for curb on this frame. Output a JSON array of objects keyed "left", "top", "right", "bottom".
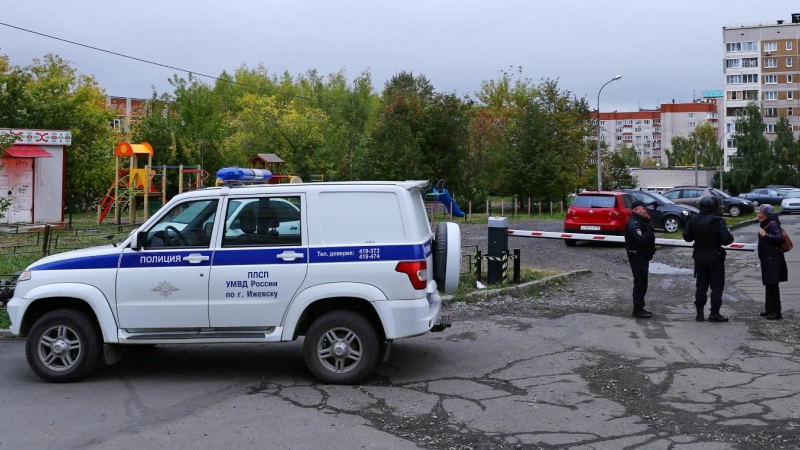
[
  {"left": 730, "top": 218, "right": 759, "bottom": 230},
  {"left": 0, "top": 328, "right": 17, "bottom": 340},
  {"left": 442, "top": 269, "right": 593, "bottom": 302}
]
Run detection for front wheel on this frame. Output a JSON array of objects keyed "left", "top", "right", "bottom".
[
  {"left": 663, "top": 217, "right": 680, "bottom": 233},
  {"left": 728, "top": 205, "right": 742, "bottom": 217},
  {"left": 564, "top": 239, "right": 576, "bottom": 247},
  {"left": 303, "top": 311, "right": 379, "bottom": 384},
  {"left": 25, "top": 309, "right": 103, "bottom": 383}
]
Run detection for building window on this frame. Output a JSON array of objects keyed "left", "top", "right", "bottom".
[
  {"left": 788, "top": 57, "right": 794, "bottom": 67},
  {"left": 726, "top": 42, "right": 741, "bottom": 52},
  {"left": 742, "top": 58, "right": 759, "bottom": 68},
  {"left": 765, "top": 74, "right": 778, "bottom": 84},
  {"left": 727, "top": 139, "right": 736, "bottom": 149},
  {"left": 764, "top": 42, "right": 778, "bottom": 52},
  {"left": 764, "top": 58, "right": 777, "bottom": 68},
  {"left": 745, "top": 74, "right": 759, "bottom": 83},
  {"left": 634, "top": 120, "right": 641, "bottom": 125},
  {"left": 616, "top": 136, "right": 622, "bottom": 141},
  {"left": 726, "top": 123, "right": 736, "bottom": 133},
  {"left": 788, "top": 41, "right": 794, "bottom": 51},
  {"left": 765, "top": 91, "right": 778, "bottom": 101},
  {"left": 744, "top": 90, "right": 759, "bottom": 100},
  {"left": 624, "top": 119, "right": 633, "bottom": 125},
  {"left": 743, "top": 41, "right": 758, "bottom": 51},
  {"left": 688, "top": 122, "right": 696, "bottom": 128},
  {"left": 644, "top": 120, "right": 650, "bottom": 124},
  {"left": 599, "top": 121, "right": 605, "bottom": 126},
  {"left": 644, "top": 135, "right": 650, "bottom": 141},
  {"left": 765, "top": 124, "right": 776, "bottom": 133},
  {"left": 789, "top": 107, "right": 794, "bottom": 116},
  {"left": 789, "top": 75, "right": 794, "bottom": 83},
  {"left": 726, "top": 58, "right": 741, "bottom": 68},
  {"left": 728, "top": 91, "right": 740, "bottom": 100},
  {"left": 653, "top": 119, "right": 660, "bottom": 125},
  {"left": 654, "top": 127, "right": 661, "bottom": 132},
  {"left": 765, "top": 108, "right": 778, "bottom": 117},
  {"left": 688, "top": 113, "right": 695, "bottom": 119},
  {"left": 789, "top": 91, "right": 794, "bottom": 100}
]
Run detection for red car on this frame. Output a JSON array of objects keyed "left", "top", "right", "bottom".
[{"left": 563, "top": 191, "right": 636, "bottom": 246}]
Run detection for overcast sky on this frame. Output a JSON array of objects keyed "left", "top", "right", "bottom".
[{"left": 1, "top": 1, "right": 799, "bottom": 112}]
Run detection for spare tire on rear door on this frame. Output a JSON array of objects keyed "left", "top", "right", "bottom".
[{"left": 433, "top": 222, "right": 461, "bottom": 294}]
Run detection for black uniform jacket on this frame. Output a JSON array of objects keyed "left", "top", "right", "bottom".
[
  {"left": 682, "top": 211, "right": 734, "bottom": 257},
  {"left": 625, "top": 212, "right": 656, "bottom": 261}
]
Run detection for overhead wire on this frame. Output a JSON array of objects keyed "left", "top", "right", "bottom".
[{"left": 0, "top": 22, "right": 386, "bottom": 115}]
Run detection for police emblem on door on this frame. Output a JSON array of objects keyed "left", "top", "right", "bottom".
[{"left": 152, "top": 281, "right": 180, "bottom": 297}]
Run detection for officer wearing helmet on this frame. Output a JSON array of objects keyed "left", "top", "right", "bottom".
[{"left": 682, "top": 195, "right": 734, "bottom": 322}]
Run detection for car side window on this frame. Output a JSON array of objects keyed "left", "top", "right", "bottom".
[
  {"left": 145, "top": 199, "right": 219, "bottom": 249},
  {"left": 684, "top": 189, "right": 702, "bottom": 199},
  {"left": 663, "top": 190, "right": 680, "bottom": 200},
  {"left": 223, "top": 196, "right": 302, "bottom": 247}
]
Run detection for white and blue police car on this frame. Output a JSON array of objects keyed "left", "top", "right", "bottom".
[{"left": 7, "top": 168, "right": 461, "bottom": 384}]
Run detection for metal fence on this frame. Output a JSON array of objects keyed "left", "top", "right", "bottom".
[{"left": 0, "top": 223, "right": 139, "bottom": 257}]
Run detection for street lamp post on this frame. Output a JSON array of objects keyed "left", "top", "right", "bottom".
[
  {"left": 596, "top": 75, "right": 622, "bottom": 191},
  {"left": 692, "top": 118, "right": 714, "bottom": 186},
  {"left": 719, "top": 130, "right": 733, "bottom": 192}
]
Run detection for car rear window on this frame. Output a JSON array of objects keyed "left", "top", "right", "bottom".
[{"left": 571, "top": 195, "right": 617, "bottom": 208}]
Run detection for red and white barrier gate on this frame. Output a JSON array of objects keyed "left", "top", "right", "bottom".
[{"left": 507, "top": 229, "right": 757, "bottom": 252}]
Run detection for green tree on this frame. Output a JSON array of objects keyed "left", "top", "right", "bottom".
[
  {"left": 0, "top": 53, "right": 118, "bottom": 211},
  {"left": 766, "top": 115, "right": 799, "bottom": 186},
  {"left": 666, "top": 135, "right": 693, "bottom": 166},
  {"left": 619, "top": 143, "right": 640, "bottom": 168},
  {"left": 729, "top": 102, "right": 771, "bottom": 193}
]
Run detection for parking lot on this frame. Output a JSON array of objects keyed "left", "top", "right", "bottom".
[{"left": 1, "top": 217, "right": 799, "bottom": 449}]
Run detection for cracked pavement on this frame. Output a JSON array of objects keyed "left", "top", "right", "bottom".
[{"left": 1, "top": 219, "right": 799, "bottom": 449}]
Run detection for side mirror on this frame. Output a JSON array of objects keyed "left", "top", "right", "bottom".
[{"left": 132, "top": 231, "right": 148, "bottom": 250}]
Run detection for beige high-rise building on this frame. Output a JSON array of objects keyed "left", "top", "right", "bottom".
[{"left": 722, "top": 15, "right": 800, "bottom": 170}]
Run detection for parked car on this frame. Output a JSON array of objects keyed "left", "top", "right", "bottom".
[
  {"left": 739, "top": 188, "right": 784, "bottom": 206},
  {"left": 780, "top": 189, "right": 800, "bottom": 214},
  {"left": 618, "top": 189, "right": 698, "bottom": 232},
  {"left": 661, "top": 186, "right": 755, "bottom": 217},
  {"left": 563, "top": 191, "right": 635, "bottom": 246},
  {"left": 776, "top": 187, "right": 797, "bottom": 197}
]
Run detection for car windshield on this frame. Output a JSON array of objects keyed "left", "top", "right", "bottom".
[
  {"left": 786, "top": 191, "right": 800, "bottom": 199},
  {"left": 710, "top": 188, "right": 731, "bottom": 198},
  {"left": 168, "top": 201, "right": 211, "bottom": 224},
  {"left": 645, "top": 191, "right": 674, "bottom": 204}
]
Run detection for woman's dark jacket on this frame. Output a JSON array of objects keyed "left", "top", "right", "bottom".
[{"left": 758, "top": 213, "right": 789, "bottom": 286}]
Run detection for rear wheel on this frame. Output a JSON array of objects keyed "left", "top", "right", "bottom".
[
  {"left": 564, "top": 239, "right": 576, "bottom": 247},
  {"left": 25, "top": 309, "right": 103, "bottom": 383},
  {"left": 728, "top": 205, "right": 742, "bottom": 217},
  {"left": 663, "top": 217, "right": 680, "bottom": 233},
  {"left": 303, "top": 311, "right": 379, "bottom": 384}
]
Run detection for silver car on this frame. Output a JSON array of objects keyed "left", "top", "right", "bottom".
[{"left": 780, "top": 189, "right": 800, "bottom": 214}]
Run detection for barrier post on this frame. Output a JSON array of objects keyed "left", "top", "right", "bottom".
[
  {"left": 488, "top": 217, "right": 509, "bottom": 284},
  {"left": 513, "top": 249, "right": 521, "bottom": 283},
  {"left": 475, "top": 249, "right": 482, "bottom": 281},
  {"left": 527, "top": 198, "right": 531, "bottom": 216}
]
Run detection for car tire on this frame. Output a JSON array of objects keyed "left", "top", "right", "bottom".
[
  {"left": 303, "top": 310, "right": 379, "bottom": 385},
  {"left": 25, "top": 309, "right": 103, "bottom": 383},
  {"left": 564, "top": 239, "right": 576, "bottom": 247},
  {"left": 728, "top": 205, "right": 741, "bottom": 217},
  {"left": 663, "top": 217, "right": 680, "bottom": 233},
  {"left": 433, "top": 222, "right": 461, "bottom": 294}
]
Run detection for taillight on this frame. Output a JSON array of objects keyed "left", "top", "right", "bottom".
[{"left": 396, "top": 260, "right": 428, "bottom": 290}]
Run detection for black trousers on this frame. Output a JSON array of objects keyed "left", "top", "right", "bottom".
[
  {"left": 765, "top": 284, "right": 782, "bottom": 314},
  {"left": 628, "top": 257, "right": 649, "bottom": 308},
  {"left": 694, "top": 253, "right": 725, "bottom": 312}
]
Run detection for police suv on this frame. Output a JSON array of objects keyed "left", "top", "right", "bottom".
[{"left": 7, "top": 168, "right": 460, "bottom": 384}]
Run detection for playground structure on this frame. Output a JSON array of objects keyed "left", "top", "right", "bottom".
[
  {"left": 97, "top": 142, "right": 209, "bottom": 224},
  {"left": 425, "top": 179, "right": 465, "bottom": 218}
]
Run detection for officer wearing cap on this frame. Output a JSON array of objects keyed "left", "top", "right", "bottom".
[
  {"left": 682, "top": 195, "right": 734, "bottom": 322},
  {"left": 624, "top": 200, "right": 656, "bottom": 318}
]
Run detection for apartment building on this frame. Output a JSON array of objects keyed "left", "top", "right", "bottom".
[
  {"left": 596, "top": 98, "right": 721, "bottom": 166},
  {"left": 107, "top": 96, "right": 147, "bottom": 132},
  {"left": 722, "top": 14, "right": 800, "bottom": 170}
]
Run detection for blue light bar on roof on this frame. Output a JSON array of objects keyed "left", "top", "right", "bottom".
[{"left": 216, "top": 167, "right": 272, "bottom": 183}]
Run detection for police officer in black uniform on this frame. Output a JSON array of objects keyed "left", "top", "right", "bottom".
[
  {"left": 624, "top": 200, "right": 656, "bottom": 318},
  {"left": 682, "top": 195, "right": 734, "bottom": 322}
]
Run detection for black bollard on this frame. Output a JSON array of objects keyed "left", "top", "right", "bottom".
[{"left": 488, "top": 217, "right": 508, "bottom": 284}]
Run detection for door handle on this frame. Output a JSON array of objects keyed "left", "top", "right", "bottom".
[
  {"left": 183, "top": 253, "right": 210, "bottom": 264},
  {"left": 277, "top": 251, "right": 305, "bottom": 261}
]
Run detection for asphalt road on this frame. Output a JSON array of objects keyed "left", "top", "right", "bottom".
[{"left": 1, "top": 216, "right": 800, "bottom": 449}]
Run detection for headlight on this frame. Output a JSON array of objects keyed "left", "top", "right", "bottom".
[
  {"left": 681, "top": 210, "right": 690, "bottom": 215},
  {"left": 16, "top": 270, "right": 31, "bottom": 283}
]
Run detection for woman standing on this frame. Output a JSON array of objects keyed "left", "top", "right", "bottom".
[{"left": 756, "top": 204, "right": 788, "bottom": 320}]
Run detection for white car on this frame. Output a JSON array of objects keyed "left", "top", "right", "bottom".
[
  {"left": 7, "top": 169, "right": 461, "bottom": 385},
  {"left": 781, "top": 189, "right": 800, "bottom": 214}
]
